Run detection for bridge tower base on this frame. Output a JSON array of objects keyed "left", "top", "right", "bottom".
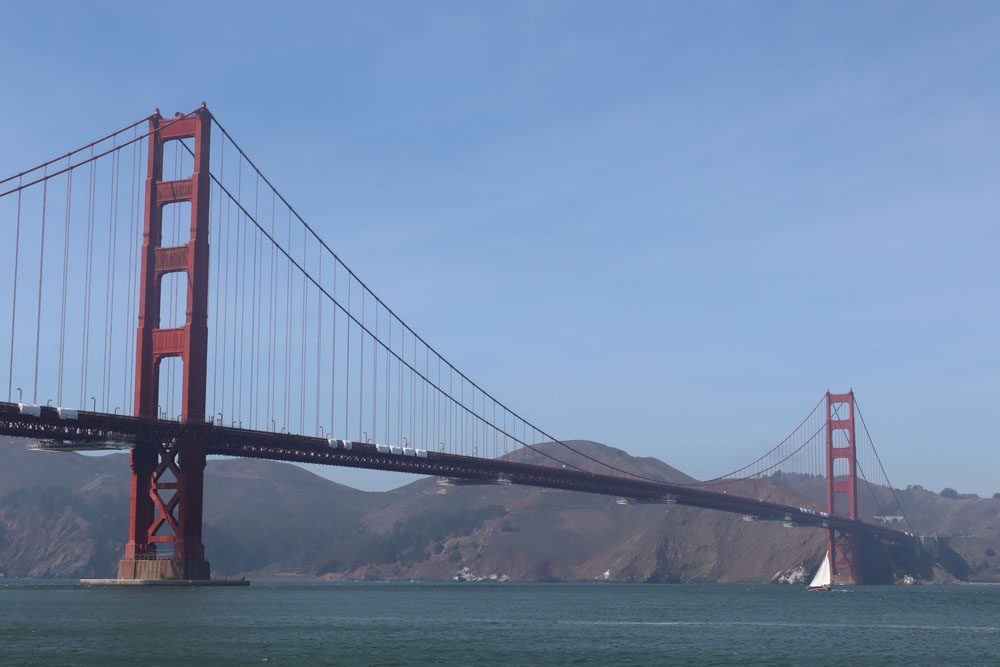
[
  {"left": 116, "top": 438, "right": 211, "bottom": 582},
  {"left": 116, "top": 107, "right": 214, "bottom": 582},
  {"left": 116, "top": 557, "right": 210, "bottom": 581}
]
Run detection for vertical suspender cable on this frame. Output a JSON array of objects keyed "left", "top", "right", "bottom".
[
  {"left": 125, "top": 137, "right": 143, "bottom": 412},
  {"left": 316, "top": 256, "right": 322, "bottom": 435},
  {"left": 411, "top": 335, "right": 416, "bottom": 448},
  {"left": 123, "top": 133, "right": 138, "bottom": 412},
  {"left": 230, "top": 201, "right": 239, "bottom": 421},
  {"left": 57, "top": 158, "right": 73, "bottom": 404},
  {"left": 7, "top": 177, "right": 23, "bottom": 402},
  {"left": 220, "top": 184, "right": 232, "bottom": 422},
  {"left": 268, "top": 190, "right": 277, "bottom": 428},
  {"left": 503, "top": 409, "right": 507, "bottom": 459},
  {"left": 330, "top": 262, "right": 337, "bottom": 434},
  {"left": 207, "top": 178, "right": 219, "bottom": 418},
  {"left": 102, "top": 145, "right": 121, "bottom": 411},
  {"left": 283, "top": 208, "right": 292, "bottom": 430},
  {"left": 211, "top": 139, "right": 225, "bottom": 419},
  {"left": 438, "top": 360, "right": 443, "bottom": 452},
  {"left": 233, "top": 161, "right": 244, "bottom": 423},
  {"left": 33, "top": 166, "right": 49, "bottom": 403},
  {"left": 424, "top": 347, "right": 429, "bottom": 449},
  {"left": 252, "top": 175, "right": 263, "bottom": 428},
  {"left": 396, "top": 327, "right": 406, "bottom": 445},
  {"left": 358, "top": 291, "right": 364, "bottom": 440},
  {"left": 344, "top": 275, "right": 351, "bottom": 439},
  {"left": 449, "top": 370, "right": 453, "bottom": 453},
  {"left": 300, "top": 225, "right": 308, "bottom": 434},
  {"left": 385, "top": 316, "right": 391, "bottom": 443},
  {"left": 32, "top": 167, "right": 49, "bottom": 403},
  {"left": 233, "top": 161, "right": 252, "bottom": 427},
  {"left": 248, "top": 200, "right": 258, "bottom": 425},
  {"left": 80, "top": 149, "right": 97, "bottom": 407}
]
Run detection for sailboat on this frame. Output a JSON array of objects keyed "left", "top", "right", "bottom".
[{"left": 807, "top": 551, "right": 832, "bottom": 592}]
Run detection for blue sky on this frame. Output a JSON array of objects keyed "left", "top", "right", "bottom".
[{"left": 1, "top": 1, "right": 998, "bottom": 494}]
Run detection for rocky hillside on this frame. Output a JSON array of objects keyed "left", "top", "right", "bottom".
[
  {"left": 778, "top": 472, "right": 1000, "bottom": 581},
  {"left": 0, "top": 438, "right": 993, "bottom": 582}
]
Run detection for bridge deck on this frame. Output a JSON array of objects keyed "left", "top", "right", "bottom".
[{"left": 0, "top": 401, "right": 912, "bottom": 544}]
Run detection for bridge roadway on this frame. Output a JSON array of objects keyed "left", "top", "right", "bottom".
[{"left": 0, "top": 401, "right": 912, "bottom": 545}]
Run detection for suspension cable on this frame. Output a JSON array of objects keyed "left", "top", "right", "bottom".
[
  {"left": 0, "top": 115, "right": 150, "bottom": 189},
  {"left": 687, "top": 394, "right": 827, "bottom": 484},
  {"left": 695, "top": 421, "right": 826, "bottom": 487},
  {"left": 0, "top": 113, "right": 197, "bottom": 200},
  {"left": 200, "top": 158, "right": 640, "bottom": 476},
  {"left": 856, "top": 459, "right": 890, "bottom": 518},
  {"left": 204, "top": 115, "right": 659, "bottom": 479},
  {"left": 856, "top": 400, "right": 916, "bottom": 534},
  {"left": 187, "top": 113, "right": 842, "bottom": 483}
]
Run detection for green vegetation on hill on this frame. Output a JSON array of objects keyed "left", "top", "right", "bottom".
[{"left": 328, "top": 505, "right": 506, "bottom": 572}]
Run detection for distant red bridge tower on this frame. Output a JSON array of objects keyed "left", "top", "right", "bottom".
[{"left": 826, "top": 390, "right": 861, "bottom": 584}]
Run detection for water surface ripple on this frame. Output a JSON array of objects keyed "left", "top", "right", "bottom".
[{"left": 1, "top": 581, "right": 996, "bottom": 665}]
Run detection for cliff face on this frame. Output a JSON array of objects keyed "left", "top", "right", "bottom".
[
  {"left": 0, "top": 438, "right": 990, "bottom": 582},
  {"left": 0, "top": 447, "right": 128, "bottom": 578}
]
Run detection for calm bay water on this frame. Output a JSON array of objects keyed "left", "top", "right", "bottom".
[{"left": 0, "top": 580, "right": 997, "bottom": 665}]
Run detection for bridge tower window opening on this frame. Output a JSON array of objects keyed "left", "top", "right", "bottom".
[
  {"left": 156, "top": 356, "right": 183, "bottom": 421},
  {"left": 158, "top": 272, "right": 188, "bottom": 330},
  {"left": 159, "top": 201, "right": 192, "bottom": 248},
  {"left": 160, "top": 138, "right": 194, "bottom": 183}
]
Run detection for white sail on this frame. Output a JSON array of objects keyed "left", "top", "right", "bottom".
[{"left": 808, "top": 551, "right": 832, "bottom": 590}]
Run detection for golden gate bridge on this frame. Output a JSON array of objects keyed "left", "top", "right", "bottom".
[{"left": 0, "top": 104, "right": 916, "bottom": 584}]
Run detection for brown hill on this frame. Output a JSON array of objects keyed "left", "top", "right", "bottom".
[{"left": 0, "top": 437, "right": 990, "bottom": 582}]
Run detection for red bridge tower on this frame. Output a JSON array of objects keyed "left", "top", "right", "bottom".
[
  {"left": 825, "top": 390, "right": 861, "bottom": 584},
  {"left": 118, "top": 107, "right": 212, "bottom": 581}
]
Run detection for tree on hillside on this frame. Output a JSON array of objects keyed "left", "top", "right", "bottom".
[
  {"left": 940, "top": 487, "right": 980, "bottom": 500},
  {"left": 993, "top": 492, "right": 1000, "bottom": 500}
]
